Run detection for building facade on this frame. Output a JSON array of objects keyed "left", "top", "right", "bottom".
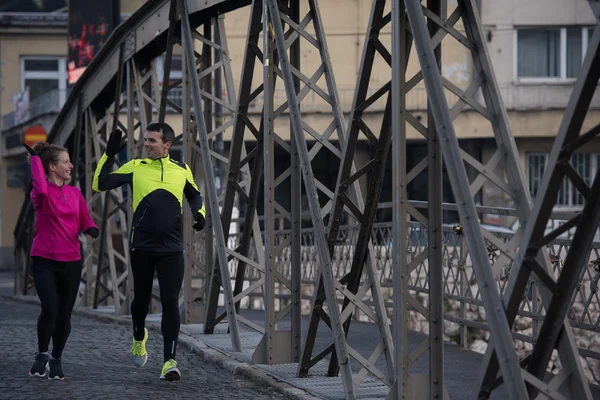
[
  {"left": 0, "top": 0, "right": 147, "bottom": 268},
  {"left": 481, "top": 0, "right": 600, "bottom": 216},
  {"left": 0, "top": 0, "right": 598, "bottom": 268}
]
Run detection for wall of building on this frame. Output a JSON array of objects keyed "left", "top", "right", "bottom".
[
  {"left": 0, "top": 1, "right": 149, "bottom": 269},
  {"left": 481, "top": 130, "right": 600, "bottom": 228},
  {"left": 0, "top": 29, "right": 67, "bottom": 269},
  {"left": 223, "top": 0, "right": 473, "bottom": 113},
  {"left": 481, "top": 0, "right": 595, "bottom": 27},
  {"left": 120, "top": 0, "right": 148, "bottom": 14},
  {"left": 0, "top": 0, "right": 598, "bottom": 268},
  {"left": 0, "top": 114, "right": 58, "bottom": 259},
  {"left": 0, "top": 31, "right": 67, "bottom": 118},
  {"left": 480, "top": 0, "right": 598, "bottom": 102}
]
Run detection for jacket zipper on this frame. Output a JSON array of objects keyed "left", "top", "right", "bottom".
[
  {"left": 159, "top": 158, "right": 164, "bottom": 182},
  {"left": 59, "top": 186, "right": 66, "bottom": 203},
  {"left": 131, "top": 208, "right": 148, "bottom": 243}
]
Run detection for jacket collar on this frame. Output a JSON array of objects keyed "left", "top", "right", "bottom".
[
  {"left": 144, "top": 155, "right": 170, "bottom": 163},
  {"left": 46, "top": 180, "right": 65, "bottom": 189}
]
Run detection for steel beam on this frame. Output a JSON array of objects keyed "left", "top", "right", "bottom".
[
  {"left": 154, "top": 8, "right": 213, "bottom": 324},
  {"left": 202, "top": 20, "right": 216, "bottom": 328},
  {"left": 205, "top": 0, "right": 268, "bottom": 337},
  {"left": 256, "top": 0, "right": 371, "bottom": 369},
  {"left": 590, "top": 0, "right": 600, "bottom": 17},
  {"left": 87, "top": 55, "right": 158, "bottom": 314},
  {"left": 264, "top": 0, "right": 355, "bottom": 396},
  {"left": 426, "top": 0, "right": 445, "bottom": 397},
  {"left": 93, "top": 45, "right": 128, "bottom": 313},
  {"left": 390, "top": 2, "right": 409, "bottom": 398},
  {"left": 159, "top": 0, "right": 179, "bottom": 124},
  {"left": 478, "top": 20, "right": 600, "bottom": 400},
  {"left": 402, "top": 0, "right": 529, "bottom": 398},
  {"left": 82, "top": 100, "right": 95, "bottom": 307},
  {"left": 177, "top": 0, "right": 242, "bottom": 352},
  {"left": 88, "top": 106, "right": 130, "bottom": 313},
  {"left": 181, "top": 45, "right": 194, "bottom": 324},
  {"left": 14, "top": 198, "right": 35, "bottom": 296},
  {"left": 389, "top": 1, "right": 451, "bottom": 397},
  {"left": 71, "top": 96, "right": 92, "bottom": 308},
  {"left": 259, "top": 10, "right": 279, "bottom": 363},
  {"left": 298, "top": 0, "right": 395, "bottom": 389},
  {"left": 251, "top": 0, "right": 307, "bottom": 366},
  {"left": 251, "top": 4, "right": 299, "bottom": 363},
  {"left": 288, "top": 0, "right": 303, "bottom": 363}
]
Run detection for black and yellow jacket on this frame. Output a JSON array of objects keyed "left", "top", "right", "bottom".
[{"left": 92, "top": 153, "right": 206, "bottom": 252}]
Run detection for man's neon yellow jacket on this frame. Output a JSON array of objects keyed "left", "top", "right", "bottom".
[{"left": 93, "top": 153, "right": 206, "bottom": 252}]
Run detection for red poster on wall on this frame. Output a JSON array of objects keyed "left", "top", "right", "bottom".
[{"left": 68, "top": 0, "right": 120, "bottom": 84}]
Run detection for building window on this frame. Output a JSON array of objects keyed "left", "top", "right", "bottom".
[
  {"left": 21, "top": 56, "right": 68, "bottom": 105},
  {"left": 517, "top": 27, "right": 593, "bottom": 80},
  {"left": 528, "top": 152, "right": 594, "bottom": 208},
  {"left": 528, "top": 153, "right": 547, "bottom": 198}
]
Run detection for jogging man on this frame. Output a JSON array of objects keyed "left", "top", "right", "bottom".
[{"left": 92, "top": 122, "right": 206, "bottom": 381}]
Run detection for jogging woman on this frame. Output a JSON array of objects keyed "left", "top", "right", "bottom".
[{"left": 25, "top": 141, "right": 99, "bottom": 380}]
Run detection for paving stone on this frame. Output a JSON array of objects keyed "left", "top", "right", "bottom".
[{"left": 0, "top": 299, "right": 284, "bottom": 400}]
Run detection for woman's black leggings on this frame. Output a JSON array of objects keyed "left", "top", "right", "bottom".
[
  {"left": 129, "top": 250, "right": 184, "bottom": 363},
  {"left": 32, "top": 256, "right": 82, "bottom": 359}
]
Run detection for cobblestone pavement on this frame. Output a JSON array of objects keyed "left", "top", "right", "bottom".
[{"left": 0, "top": 299, "right": 284, "bottom": 400}]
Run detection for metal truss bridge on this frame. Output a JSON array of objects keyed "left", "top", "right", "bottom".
[{"left": 12, "top": 0, "right": 600, "bottom": 398}]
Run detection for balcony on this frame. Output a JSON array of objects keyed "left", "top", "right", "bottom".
[
  {"left": 500, "top": 83, "right": 600, "bottom": 111},
  {"left": 2, "top": 88, "right": 67, "bottom": 132}
]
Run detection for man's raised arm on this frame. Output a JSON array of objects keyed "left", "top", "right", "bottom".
[{"left": 93, "top": 129, "right": 134, "bottom": 192}]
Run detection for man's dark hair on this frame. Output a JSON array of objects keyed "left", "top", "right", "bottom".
[{"left": 146, "top": 122, "right": 175, "bottom": 145}]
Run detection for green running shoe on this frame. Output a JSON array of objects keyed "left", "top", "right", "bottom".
[
  {"left": 160, "top": 359, "right": 181, "bottom": 381},
  {"left": 130, "top": 328, "right": 148, "bottom": 367}
]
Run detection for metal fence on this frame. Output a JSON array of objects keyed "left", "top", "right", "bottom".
[{"left": 190, "top": 203, "right": 600, "bottom": 364}]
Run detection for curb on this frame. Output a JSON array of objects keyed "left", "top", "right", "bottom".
[
  {"left": 183, "top": 340, "right": 322, "bottom": 400},
  {"left": 2, "top": 294, "right": 322, "bottom": 400}
]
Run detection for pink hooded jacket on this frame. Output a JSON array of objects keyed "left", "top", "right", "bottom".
[{"left": 29, "top": 156, "right": 98, "bottom": 262}]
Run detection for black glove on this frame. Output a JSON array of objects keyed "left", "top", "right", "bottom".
[
  {"left": 23, "top": 144, "right": 36, "bottom": 156},
  {"left": 85, "top": 227, "right": 100, "bottom": 238},
  {"left": 193, "top": 213, "right": 206, "bottom": 231},
  {"left": 106, "top": 129, "right": 125, "bottom": 158}
]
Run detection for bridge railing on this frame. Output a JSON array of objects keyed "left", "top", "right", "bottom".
[{"left": 189, "top": 202, "right": 600, "bottom": 373}]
